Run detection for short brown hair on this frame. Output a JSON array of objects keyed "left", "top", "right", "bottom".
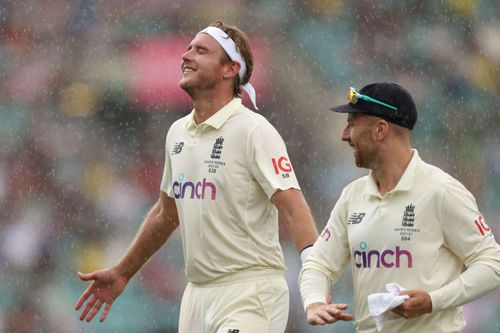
[{"left": 210, "top": 21, "right": 254, "bottom": 97}]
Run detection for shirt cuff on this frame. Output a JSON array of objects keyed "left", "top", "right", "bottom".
[{"left": 300, "top": 246, "right": 314, "bottom": 263}]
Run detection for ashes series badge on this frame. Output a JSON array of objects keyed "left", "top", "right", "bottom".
[
  {"left": 204, "top": 136, "right": 226, "bottom": 174},
  {"left": 394, "top": 204, "right": 420, "bottom": 241}
]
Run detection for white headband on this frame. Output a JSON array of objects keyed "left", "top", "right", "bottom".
[{"left": 199, "top": 26, "right": 258, "bottom": 110}]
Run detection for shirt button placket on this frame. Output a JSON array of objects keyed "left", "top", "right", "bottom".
[
  {"left": 193, "top": 126, "right": 202, "bottom": 145},
  {"left": 378, "top": 197, "right": 387, "bottom": 216}
]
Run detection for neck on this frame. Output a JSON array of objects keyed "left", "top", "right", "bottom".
[
  {"left": 191, "top": 88, "right": 234, "bottom": 124},
  {"left": 371, "top": 146, "right": 413, "bottom": 196}
]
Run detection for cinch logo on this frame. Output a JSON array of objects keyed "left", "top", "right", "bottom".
[
  {"left": 320, "top": 226, "right": 331, "bottom": 241},
  {"left": 353, "top": 241, "right": 413, "bottom": 269},
  {"left": 272, "top": 156, "right": 293, "bottom": 174},
  {"left": 173, "top": 173, "right": 216, "bottom": 200}
]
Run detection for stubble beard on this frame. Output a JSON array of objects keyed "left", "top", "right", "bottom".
[
  {"left": 179, "top": 79, "right": 196, "bottom": 99},
  {"left": 353, "top": 149, "right": 369, "bottom": 169}
]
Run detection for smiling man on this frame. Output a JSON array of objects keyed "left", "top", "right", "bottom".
[
  {"left": 299, "top": 82, "right": 500, "bottom": 332},
  {"left": 74, "top": 21, "right": 318, "bottom": 333}
]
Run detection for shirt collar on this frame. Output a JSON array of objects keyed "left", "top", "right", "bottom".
[
  {"left": 185, "top": 98, "right": 241, "bottom": 131},
  {"left": 365, "top": 149, "right": 421, "bottom": 197}
]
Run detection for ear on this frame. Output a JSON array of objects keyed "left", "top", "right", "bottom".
[
  {"left": 222, "top": 61, "right": 240, "bottom": 79},
  {"left": 373, "top": 119, "right": 389, "bottom": 141}
]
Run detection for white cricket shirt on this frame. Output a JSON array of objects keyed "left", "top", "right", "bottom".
[
  {"left": 161, "top": 98, "right": 300, "bottom": 283},
  {"left": 300, "top": 150, "right": 500, "bottom": 333}
]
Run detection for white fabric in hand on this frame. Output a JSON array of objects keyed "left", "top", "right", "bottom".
[{"left": 367, "top": 283, "right": 409, "bottom": 332}]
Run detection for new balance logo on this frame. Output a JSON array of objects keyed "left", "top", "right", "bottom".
[
  {"left": 172, "top": 142, "right": 184, "bottom": 155},
  {"left": 348, "top": 212, "right": 366, "bottom": 225}
]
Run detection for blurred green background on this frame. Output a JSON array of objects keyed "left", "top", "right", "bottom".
[{"left": 0, "top": 0, "right": 499, "bottom": 332}]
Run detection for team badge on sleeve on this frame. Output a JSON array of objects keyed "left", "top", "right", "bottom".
[
  {"left": 474, "top": 215, "right": 491, "bottom": 236},
  {"left": 271, "top": 156, "right": 293, "bottom": 178}
]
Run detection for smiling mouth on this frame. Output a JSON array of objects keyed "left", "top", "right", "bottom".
[{"left": 182, "top": 64, "right": 196, "bottom": 74}]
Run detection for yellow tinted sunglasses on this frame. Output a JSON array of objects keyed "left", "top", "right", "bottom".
[{"left": 348, "top": 87, "right": 398, "bottom": 111}]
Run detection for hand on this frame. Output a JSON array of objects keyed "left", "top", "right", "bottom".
[
  {"left": 306, "top": 302, "right": 354, "bottom": 325},
  {"left": 392, "top": 289, "right": 432, "bottom": 319},
  {"left": 74, "top": 268, "right": 129, "bottom": 322}
]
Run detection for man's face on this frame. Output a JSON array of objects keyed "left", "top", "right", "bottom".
[
  {"left": 179, "top": 33, "right": 229, "bottom": 96},
  {"left": 341, "top": 113, "right": 378, "bottom": 168}
]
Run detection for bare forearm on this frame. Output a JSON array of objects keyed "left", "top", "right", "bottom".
[
  {"left": 273, "top": 189, "right": 318, "bottom": 252},
  {"left": 282, "top": 202, "right": 318, "bottom": 252},
  {"left": 115, "top": 195, "right": 179, "bottom": 280}
]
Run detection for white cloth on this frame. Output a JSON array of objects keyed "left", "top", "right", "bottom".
[
  {"left": 367, "top": 283, "right": 409, "bottom": 332},
  {"left": 199, "top": 26, "right": 258, "bottom": 110}
]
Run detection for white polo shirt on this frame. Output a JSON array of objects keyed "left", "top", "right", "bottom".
[
  {"left": 300, "top": 150, "right": 500, "bottom": 333},
  {"left": 161, "top": 98, "right": 300, "bottom": 284}
]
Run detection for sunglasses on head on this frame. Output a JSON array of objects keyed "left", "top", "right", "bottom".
[{"left": 348, "top": 87, "right": 398, "bottom": 111}]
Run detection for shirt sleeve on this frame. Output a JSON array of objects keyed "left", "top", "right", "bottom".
[
  {"left": 247, "top": 119, "right": 300, "bottom": 198},
  {"left": 160, "top": 133, "right": 174, "bottom": 198},
  {"left": 429, "top": 179, "right": 500, "bottom": 311},
  {"left": 299, "top": 187, "right": 352, "bottom": 309}
]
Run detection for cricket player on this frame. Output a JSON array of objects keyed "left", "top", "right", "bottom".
[
  {"left": 299, "top": 82, "right": 500, "bottom": 332},
  {"left": 74, "top": 21, "right": 318, "bottom": 333}
]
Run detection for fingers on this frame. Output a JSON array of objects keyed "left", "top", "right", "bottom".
[
  {"left": 308, "top": 315, "right": 326, "bottom": 325},
  {"left": 78, "top": 271, "right": 95, "bottom": 281},
  {"left": 79, "top": 295, "right": 98, "bottom": 321},
  {"left": 393, "top": 302, "right": 409, "bottom": 316},
  {"left": 335, "top": 303, "right": 349, "bottom": 310},
  {"left": 338, "top": 312, "right": 355, "bottom": 321},
  {"left": 393, "top": 309, "right": 409, "bottom": 319},
  {"left": 392, "top": 296, "right": 429, "bottom": 319},
  {"left": 76, "top": 291, "right": 112, "bottom": 323},
  {"left": 307, "top": 304, "right": 354, "bottom": 325},
  {"left": 307, "top": 307, "right": 335, "bottom": 325},
  {"left": 318, "top": 309, "right": 337, "bottom": 323},
  {"left": 308, "top": 311, "right": 332, "bottom": 325},
  {"left": 85, "top": 299, "right": 104, "bottom": 322},
  {"left": 75, "top": 269, "right": 116, "bottom": 323},
  {"left": 99, "top": 302, "right": 112, "bottom": 322},
  {"left": 74, "top": 286, "right": 92, "bottom": 310},
  {"left": 326, "top": 306, "right": 354, "bottom": 322},
  {"left": 393, "top": 307, "right": 415, "bottom": 319}
]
